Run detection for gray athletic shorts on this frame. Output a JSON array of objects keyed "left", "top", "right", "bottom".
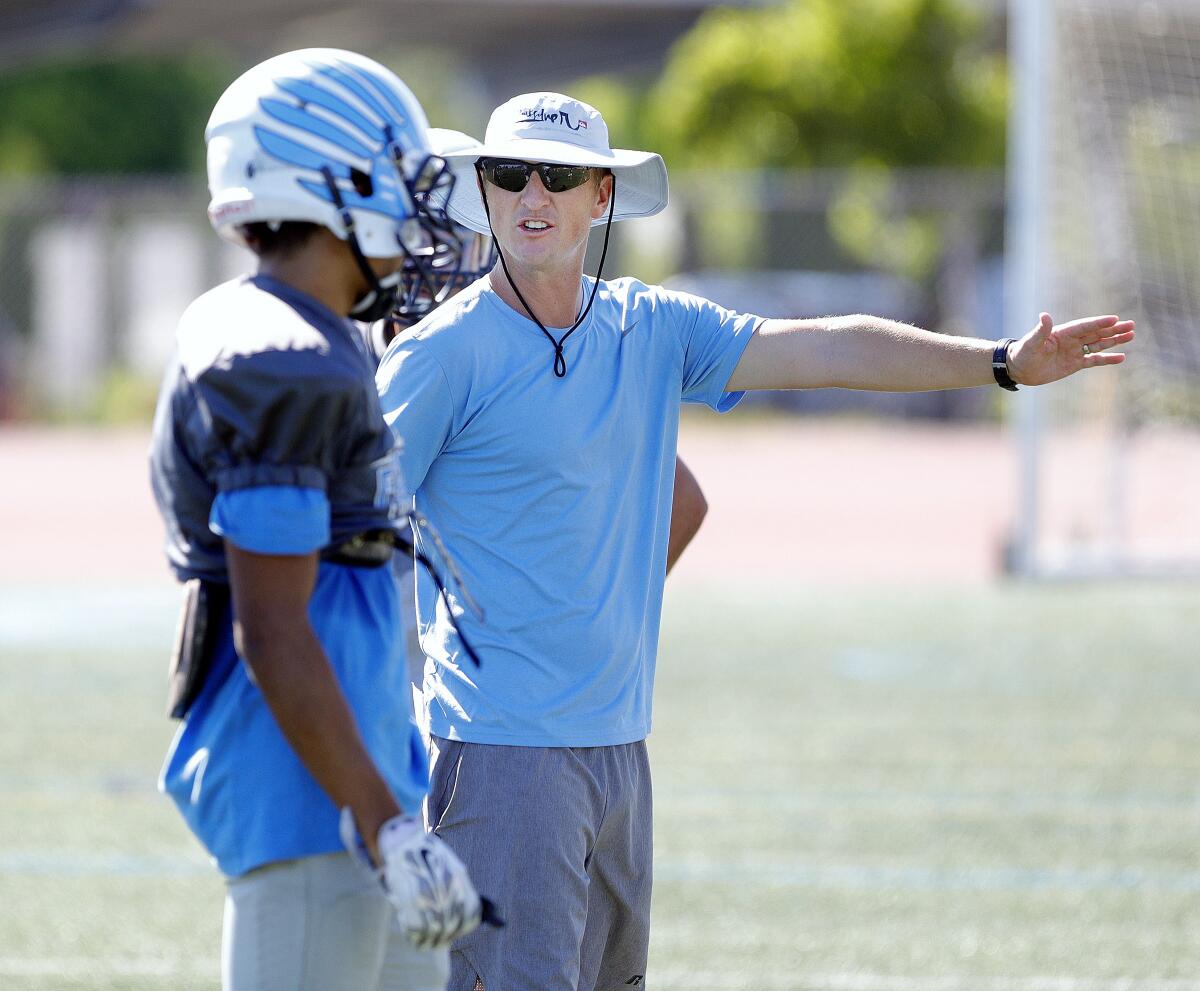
[
  {"left": 428, "top": 737, "right": 652, "bottom": 991},
  {"left": 222, "top": 851, "right": 448, "bottom": 991}
]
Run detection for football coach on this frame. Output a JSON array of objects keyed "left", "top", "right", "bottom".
[{"left": 377, "top": 91, "right": 1134, "bottom": 991}]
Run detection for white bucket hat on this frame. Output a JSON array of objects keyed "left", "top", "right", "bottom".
[{"left": 440, "top": 92, "right": 669, "bottom": 235}]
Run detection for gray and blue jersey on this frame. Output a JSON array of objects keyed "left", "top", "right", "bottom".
[
  {"left": 151, "top": 275, "right": 405, "bottom": 580},
  {"left": 150, "top": 274, "right": 427, "bottom": 877},
  {"left": 377, "top": 276, "right": 758, "bottom": 748}
]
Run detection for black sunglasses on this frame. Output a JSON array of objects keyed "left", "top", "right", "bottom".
[{"left": 479, "top": 158, "right": 595, "bottom": 194}]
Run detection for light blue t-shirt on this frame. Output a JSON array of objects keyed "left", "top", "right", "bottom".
[{"left": 377, "top": 276, "right": 759, "bottom": 747}]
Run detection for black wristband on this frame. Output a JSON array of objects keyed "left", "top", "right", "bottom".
[{"left": 992, "top": 338, "right": 1019, "bottom": 392}]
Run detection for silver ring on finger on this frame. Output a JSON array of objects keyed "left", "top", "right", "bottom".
[{"left": 1082, "top": 343, "right": 1091, "bottom": 355}]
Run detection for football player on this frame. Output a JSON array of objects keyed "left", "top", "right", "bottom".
[{"left": 150, "top": 50, "right": 485, "bottom": 991}]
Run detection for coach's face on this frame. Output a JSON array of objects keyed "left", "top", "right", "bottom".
[{"left": 482, "top": 164, "right": 612, "bottom": 273}]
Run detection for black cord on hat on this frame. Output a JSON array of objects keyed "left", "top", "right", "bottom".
[{"left": 477, "top": 167, "right": 616, "bottom": 378}]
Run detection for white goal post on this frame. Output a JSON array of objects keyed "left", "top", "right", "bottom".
[{"left": 1006, "top": 0, "right": 1200, "bottom": 578}]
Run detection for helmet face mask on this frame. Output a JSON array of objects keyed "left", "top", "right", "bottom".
[
  {"left": 205, "top": 48, "right": 462, "bottom": 317},
  {"left": 386, "top": 128, "right": 495, "bottom": 331},
  {"left": 391, "top": 201, "right": 494, "bottom": 327}
]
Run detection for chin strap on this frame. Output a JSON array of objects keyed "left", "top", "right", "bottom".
[
  {"left": 477, "top": 169, "right": 616, "bottom": 378},
  {"left": 320, "top": 166, "right": 399, "bottom": 323}
]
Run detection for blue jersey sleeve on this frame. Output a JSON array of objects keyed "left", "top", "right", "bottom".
[
  {"left": 210, "top": 485, "right": 330, "bottom": 555},
  {"left": 180, "top": 348, "right": 376, "bottom": 558},
  {"left": 376, "top": 340, "right": 456, "bottom": 495},
  {"left": 668, "top": 291, "right": 760, "bottom": 412}
]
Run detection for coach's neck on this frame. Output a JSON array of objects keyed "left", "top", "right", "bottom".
[{"left": 489, "top": 257, "right": 587, "bottom": 330}]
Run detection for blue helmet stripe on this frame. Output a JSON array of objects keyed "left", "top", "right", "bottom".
[
  {"left": 339, "top": 61, "right": 412, "bottom": 133},
  {"left": 259, "top": 97, "right": 373, "bottom": 160},
  {"left": 297, "top": 177, "right": 399, "bottom": 218},
  {"left": 313, "top": 64, "right": 397, "bottom": 131},
  {"left": 275, "top": 77, "right": 383, "bottom": 143},
  {"left": 255, "top": 126, "right": 342, "bottom": 174}
]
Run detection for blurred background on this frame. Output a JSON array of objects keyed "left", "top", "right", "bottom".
[
  {"left": 0, "top": 1, "right": 1198, "bottom": 988},
  {"left": 0, "top": 0, "right": 1011, "bottom": 422},
  {"left": 1, "top": 0, "right": 1197, "bottom": 574}
]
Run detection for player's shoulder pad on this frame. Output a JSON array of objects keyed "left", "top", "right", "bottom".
[
  {"left": 177, "top": 278, "right": 340, "bottom": 378},
  {"left": 175, "top": 278, "right": 371, "bottom": 463}
]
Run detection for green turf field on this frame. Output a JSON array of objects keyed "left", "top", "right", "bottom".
[{"left": 2, "top": 580, "right": 1198, "bottom": 990}]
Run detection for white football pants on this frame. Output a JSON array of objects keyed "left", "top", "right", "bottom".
[{"left": 222, "top": 851, "right": 448, "bottom": 991}]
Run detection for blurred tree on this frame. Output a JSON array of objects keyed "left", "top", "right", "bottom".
[
  {"left": 647, "top": 0, "right": 1005, "bottom": 171},
  {"left": 572, "top": 0, "right": 1006, "bottom": 280},
  {"left": 0, "top": 48, "right": 488, "bottom": 177},
  {"left": 0, "top": 55, "right": 235, "bottom": 175}
]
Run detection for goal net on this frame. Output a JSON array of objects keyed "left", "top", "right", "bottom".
[{"left": 1007, "top": 0, "right": 1200, "bottom": 577}]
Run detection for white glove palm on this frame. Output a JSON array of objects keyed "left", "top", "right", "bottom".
[{"left": 340, "top": 808, "right": 482, "bottom": 950}]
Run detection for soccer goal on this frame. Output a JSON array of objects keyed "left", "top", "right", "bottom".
[{"left": 1006, "top": 0, "right": 1200, "bottom": 578}]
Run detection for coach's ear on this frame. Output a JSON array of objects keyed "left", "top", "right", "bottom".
[{"left": 590, "top": 170, "right": 613, "bottom": 220}]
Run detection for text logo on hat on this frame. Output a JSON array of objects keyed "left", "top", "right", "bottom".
[{"left": 517, "top": 107, "right": 589, "bottom": 131}]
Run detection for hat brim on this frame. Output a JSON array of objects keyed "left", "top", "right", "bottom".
[{"left": 440, "top": 140, "right": 668, "bottom": 235}]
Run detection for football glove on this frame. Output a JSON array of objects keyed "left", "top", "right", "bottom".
[{"left": 340, "top": 807, "right": 483, "bottom": 949}]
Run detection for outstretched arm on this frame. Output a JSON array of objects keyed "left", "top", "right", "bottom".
[
  {"left": 726, "top": 312, "right": 1134, "bottom": 393},
  {"left": 667, "top": 456, "right": 708, "bottom": 574}
]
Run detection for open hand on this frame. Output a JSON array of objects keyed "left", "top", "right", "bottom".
[{"left": 1008, "top": 313, "right": 1135, "bottom": 386}]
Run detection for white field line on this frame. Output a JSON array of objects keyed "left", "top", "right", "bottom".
[
  {"left": 655, "top": 787, "right": 1200, "bottom": 819},
  {"left": 0, "top": 851, "right": 211, "bottom": 877},
  {"left": 4, "top": 959, "right": 1197, "bottom": 991},
  {"left": 0, "top": 956, "right": 213, "bottom": 978},
  {"left": 650, "top": 974, "right": 1200, "bottom": 991},
  {"left": 6, "top": 850, "right": 1200, "bottom": 894},
  {"left": 653, "top": 859, "right": 1200, "bottom": 893},
  {"left": 8, "top": 775, "right": 1200, "bottom": 823}
]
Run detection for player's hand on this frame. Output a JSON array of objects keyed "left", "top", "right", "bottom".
[
  {"left": 377, "top": 814, "right": 483, "bottom": 948},
  {"left": 340, "top": 808, "right": 483, "bottom": 949},
  {"left": 1008, "top": 312, "right": 1135, "bottom": 386}
]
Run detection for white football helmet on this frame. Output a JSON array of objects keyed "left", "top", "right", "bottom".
[{"left": 205, "top": 49, "right": 458, "bottom": 319}]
